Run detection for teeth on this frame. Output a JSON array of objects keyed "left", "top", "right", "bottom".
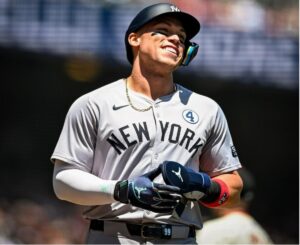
[{"left": 164, "top": 47, "right": 177, "bottom": 55}]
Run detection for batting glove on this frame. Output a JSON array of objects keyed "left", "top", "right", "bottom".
[
  {"left": 161, "top": 161, "right": 212, "bottom": 200},
  {"left": 114, "top": 171, "right": 182, "bottom": 213}
]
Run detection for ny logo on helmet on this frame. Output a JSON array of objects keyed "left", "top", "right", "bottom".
[{"left": 170, "top": 5, "right": 180, "bottom": 12}]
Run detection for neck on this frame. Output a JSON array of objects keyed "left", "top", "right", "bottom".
[{"left": 128, "top": 69, "right": 175, "bottom": 100}]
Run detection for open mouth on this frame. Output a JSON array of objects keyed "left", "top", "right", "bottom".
[{"left": 162, "top": 46, "right": 179, "bottom": 57}]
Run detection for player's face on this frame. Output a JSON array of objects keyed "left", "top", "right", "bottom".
[{"left": 136, "top": 17, "right": 186, "bottom": 69}]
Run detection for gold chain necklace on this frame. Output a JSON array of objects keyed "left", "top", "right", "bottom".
[
  {"left": 125, "top": 79, "right": 152, "bottom": 112},
  {"left": 125, "top": 79, "right": 177, "bottom": 112}
]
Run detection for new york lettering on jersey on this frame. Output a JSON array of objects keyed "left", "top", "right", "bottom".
[{"left": 106, "top": 120, "right": 204, "bottom": 157}]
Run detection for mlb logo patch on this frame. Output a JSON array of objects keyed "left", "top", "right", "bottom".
[{"left": 231, "top": 145, "right": 238, "bottom": 157}]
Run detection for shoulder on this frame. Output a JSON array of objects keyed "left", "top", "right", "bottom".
[
  {"left": 177, "top": 84, "right": 220, "bottom": 114},
  {"left": 71, "top": 79, "right": 124, "bottom": 108},
  {"left": 64, "top": 79, "right": 124, "bottom": 119},
  {"left": 80, "top": 79, "right": 124, "bottom": 102}
]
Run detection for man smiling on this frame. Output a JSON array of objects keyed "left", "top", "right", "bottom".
[{"left": 51, "top": 3, "right": 243, "bottom": 244}]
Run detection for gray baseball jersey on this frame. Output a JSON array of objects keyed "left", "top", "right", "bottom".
[{"left": 51, "top": 79, "right": 241, "bottom": 228}]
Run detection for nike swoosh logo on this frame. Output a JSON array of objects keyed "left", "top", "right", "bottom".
[{"left": 112, "top": 104, "right": 129, "bottom": 110}]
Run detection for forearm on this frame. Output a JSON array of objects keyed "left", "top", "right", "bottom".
[
  {"left": 211, "top": 170, "right": 243, "bottom": 208},
  {"left": 53, "top": 164, "right": 117, "bottom": 206}
]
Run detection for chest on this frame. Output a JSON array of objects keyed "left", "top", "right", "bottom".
[{"left": 98, "top": 102, "right": 212, "bottom": 160}]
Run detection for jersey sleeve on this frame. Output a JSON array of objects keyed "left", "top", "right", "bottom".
[
  {"left": 51, "top": 94, "right": 99, "bottom": 172},
  {"left": 199, "top": 105, "right": 241, "bottom": 176}
]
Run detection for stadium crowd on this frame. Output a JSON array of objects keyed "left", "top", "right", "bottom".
[{"left": 0, "top": 198, "right": 88, "bottom": 244}]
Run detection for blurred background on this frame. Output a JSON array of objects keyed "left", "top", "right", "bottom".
[{"left": 0, "top": 0, "right": 298, "bottom": 243}]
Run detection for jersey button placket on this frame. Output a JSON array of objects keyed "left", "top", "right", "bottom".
[
  {"left": 154, "top": 104, "right": 160, "bottom": 118},
  {"left": 151, "top": 103, "right": 161, "bottom": 164}
]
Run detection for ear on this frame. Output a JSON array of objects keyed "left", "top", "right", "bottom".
[{"left": 128, "top": 32, "right": 140, "bottom": 47}]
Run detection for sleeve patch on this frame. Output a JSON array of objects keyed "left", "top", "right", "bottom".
[{"left": 231, "top": 145, "right": 238, "bottom": 158}]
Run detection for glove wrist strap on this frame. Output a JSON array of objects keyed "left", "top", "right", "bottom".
[
  {"left": 114, "top": 180, "right": 129, "bottom": 204},
  {"left": 200, "top": 178, "right": 229, "bottom": 207}
]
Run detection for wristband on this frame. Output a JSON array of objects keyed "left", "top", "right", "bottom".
[
  {"left": 200, "top": 178, "right": 229, "bottom": 207},
  {"left": 114, "top": 180, "right": 129, "bottom": 204}
]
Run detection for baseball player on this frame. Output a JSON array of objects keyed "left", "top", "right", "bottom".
[{"left": 51, "top": 3, "right": 243, "bottom": 244}]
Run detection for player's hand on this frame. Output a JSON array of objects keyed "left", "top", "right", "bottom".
[
  {"left": 114, "top": 172, "right": 182, "bottom": 213},
  {"left": 161, "top": 161, "right": 212, "bottom": 200}
]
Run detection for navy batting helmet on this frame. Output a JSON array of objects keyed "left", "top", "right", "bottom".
[{"left": 125, "top": 3, "right": 200, "bottom": 66}]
